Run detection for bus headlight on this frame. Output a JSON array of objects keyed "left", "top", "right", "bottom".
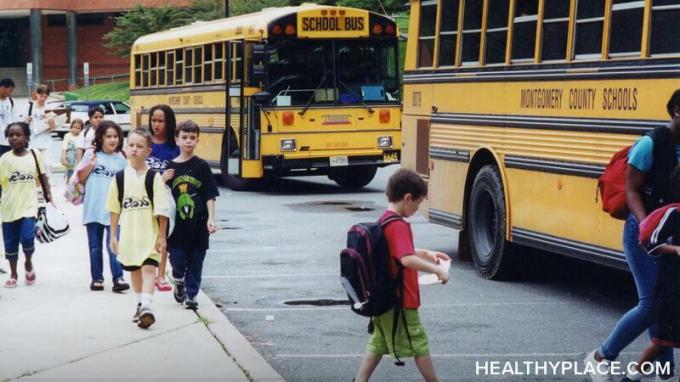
[
  {"left": 378, "top": 136, "right": 393, "bottom": 148},
  {"left": 281, "top": 139, "right": 296, "bottom": 152}
]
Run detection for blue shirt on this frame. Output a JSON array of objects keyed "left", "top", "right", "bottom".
[
  {"left": 82, "top": 151, "right": 127, "bottom": 225},
  {"left": 147, "top": 142, "right": 180, "bottom": 173},
  {"left": 628, "top": 135, "right": 680, "bottom": 172}
]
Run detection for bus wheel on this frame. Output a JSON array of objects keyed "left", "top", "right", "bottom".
[
  {"left": 329, "top": 166, "right": 377, "bottom": 189},
  {"left": 468, "top": 165, "right": 515, "bottom": 280}
]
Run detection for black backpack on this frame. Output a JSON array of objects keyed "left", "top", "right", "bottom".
[
  {"left": 340, "top": 213, "right": 412, "bottom": 366},
  {"left": 115, "top": 170, "right": 155, "bottom": 208}
]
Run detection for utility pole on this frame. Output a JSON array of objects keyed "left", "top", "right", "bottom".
[{"left": 224, "top": 0, "right": 229, "bottom": 18}]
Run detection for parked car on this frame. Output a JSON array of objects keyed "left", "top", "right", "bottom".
[{"left": 49, "top": 100, "right": 131, "bottom": 138}]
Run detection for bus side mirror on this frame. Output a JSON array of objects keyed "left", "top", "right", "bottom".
[{"left": 253, "top": 91, "right": 271, "bottom": 106}]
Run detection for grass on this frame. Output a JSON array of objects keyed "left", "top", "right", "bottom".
[{"left": 68, "top": 81, "right": 129, "bottom": 101}]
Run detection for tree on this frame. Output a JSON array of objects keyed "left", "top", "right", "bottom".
[
  {"left": 335, "top": 0, "right": 405, "bottom": 14},
  {"left": 104, "top": 0, "right": 224, "bottom": 58},
  {"left": 231, "top": 0, "right": 290, "bottom": 16}
]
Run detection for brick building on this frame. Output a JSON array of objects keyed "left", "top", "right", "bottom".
[{"left": 0, "top": 0, "right": 192, "bottom": 95}]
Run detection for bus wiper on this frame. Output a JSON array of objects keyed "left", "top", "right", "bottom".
[
  {"left": 336, "top": 78, "right": 374, "bottom": 114},
  {"left": 299, "top": 72, "right": 328, "bottom": 117}
]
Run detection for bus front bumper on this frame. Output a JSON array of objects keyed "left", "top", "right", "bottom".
[{"left": 262, "top": 150, "right": 400, "bottom": 176}]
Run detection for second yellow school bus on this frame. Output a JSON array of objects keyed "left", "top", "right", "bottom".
[
  {"left": 402, "top": 0, "right": 680, "bottom": 278},
  {"left": 129, "top": 4, "right": 402, "bottom": 189}
]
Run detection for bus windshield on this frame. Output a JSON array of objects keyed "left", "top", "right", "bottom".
[{"left": 265, "top": 39, "right": 399, "bottom": 107}]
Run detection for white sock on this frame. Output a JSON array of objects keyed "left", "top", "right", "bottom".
[
  {"left": 141, "top": 293, "right": 153, "bottom": 308},
  {"left": 136, "top": 293, "right": 142, "bottom": 304}
]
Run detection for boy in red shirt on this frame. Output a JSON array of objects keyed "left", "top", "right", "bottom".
[{"left": 355, "top": 168, "right": 450, "bottom": 382}]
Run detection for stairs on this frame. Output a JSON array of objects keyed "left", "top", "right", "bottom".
[{"left": 0, "top": 67, "right": 29, "bottom": 96}]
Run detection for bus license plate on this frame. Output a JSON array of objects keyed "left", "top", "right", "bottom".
[{"left": 330, "top": 156, "right": 349, "bottom": 167}]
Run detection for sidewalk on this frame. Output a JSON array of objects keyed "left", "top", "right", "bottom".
[{"left": 0, "top": 183, "right": 284, "bottom": 382}]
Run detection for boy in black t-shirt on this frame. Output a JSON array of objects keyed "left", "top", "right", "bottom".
[{"left": 165, "top": 120, "right": 219, "bottom": 310}]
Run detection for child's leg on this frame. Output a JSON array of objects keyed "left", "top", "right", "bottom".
[
  {"left": 184, "top": 248, "right": 207, "bottom": 299},
  {"left": 130, "top": 269, "right": 143, "bottom": 293},
  {"left": 157, "top": 250, "right": 169, "bottom": 283},
  {"left": 355, "top": 352, "right": 382, "bottom": 382},
  {"left": 168, "top": 246, "right": 188, "bottom": 282},
  {"left": 415, "top": 355, "right": 439, "bottom": 382},
  {"left": 2, "top": 221, "right": 20, "bottom": 280},
  {"left": 635, "top": 343, "right": 664, "bottom": 371},
  {"left": 18, "top": 218, "right": 36, "bottom": 285},
  {"left": 141, "top": 264, "right": 157, "bottom": 307},
  {"left": 105, "top": 225, "right": 124, "bottom": 281},
  {"left": 85, "top": 223, "right": 105, "bottom": 283}
]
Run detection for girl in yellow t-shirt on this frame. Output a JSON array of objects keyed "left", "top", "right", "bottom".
[
  {"left": 0, "top": 122, "right": 53, "bottom": 288},
  {"left": 108, "top": 128, "right": 169, "bottom": 329}
]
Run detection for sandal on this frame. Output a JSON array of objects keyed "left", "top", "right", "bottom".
[
  {"left": 155, "top": 279, "right": 172, "bottom": 292},
  {"left": 112, "top": 278, "right": 130, "bottom": 293},
  {"left": 90, "top": 281, "right": 104, "bottom": 291},
  {"left": 25, "top": 270, "right": 36, "bottom": 286},
  {"left": 4, "top": 278, "right": 17, "bottom": 288}
]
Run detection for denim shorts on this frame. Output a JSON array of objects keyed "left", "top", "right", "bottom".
[{"left": 3, "top": 217, "right": 36, "bottom": 260}]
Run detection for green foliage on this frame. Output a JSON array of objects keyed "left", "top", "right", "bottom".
[
  {"left": 231, "top": 0, "right": 289, "bottom": 16},
  {"left": 71, "top": 81, "right": 130, "bottom": 101},
  {"left": 336, "top": 0, "right": 405, "bottom": 14}
]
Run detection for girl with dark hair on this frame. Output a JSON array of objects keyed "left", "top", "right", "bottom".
[
  {"left": 0, "top": 122, "right": 52, "bottom": 288},
  {"left": 79, "top": 120, "right": 129, "bottom": 292},
  {"left": 146, "top": 104, "right": 180, "bottom": 292},
  {"left": 585, "top": 90, "right": 680, "bottom": 381}
]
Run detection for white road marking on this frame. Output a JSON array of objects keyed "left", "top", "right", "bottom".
[{"left": 274, "top": 351, "right": 640, "bottom": 358}]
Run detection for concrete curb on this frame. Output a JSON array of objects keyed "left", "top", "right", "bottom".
[{"left": 196, "top": 290, "right": 285, "bottom": 382}]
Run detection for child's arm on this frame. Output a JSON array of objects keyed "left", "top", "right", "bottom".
[
  {"left": 39, "top": 174, "right": 53, "bottom": 205},
  {"left": 207, "top": 198, "right": 217, "bottom": 234},
  {"left": 60, "top": 148, "right": 67, "bottom": 167},
  {"left": 650, "top": 244, "right": 680, "bottom": 256},
  {"left": 156, "top": 216, "right": 168, "bottom": 254},
  {"left": 415, "top": 248, "right": 451, "bottom": 263},
  {"left": 78, "top": 153, "right": 97, "bottom": 184},
  {"left": 400, "top": 255, "right": 449, "bottom": 284},
  {"left": 110, "top": 212, "right": 120, "bottom": 254}
]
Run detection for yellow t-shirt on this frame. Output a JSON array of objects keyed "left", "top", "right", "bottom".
[
  {"left": 0, "top": 150, "right": 46, "bottom": 223},
  {"left": 106, "top": 166, "right": 169, "bottom": 267}
]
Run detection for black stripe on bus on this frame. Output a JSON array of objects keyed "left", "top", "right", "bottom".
[
  {"left": 429, "top": 209, "right": 462, "bottom": 230},
  {"left": 504, "top": 155, "right": 605, "bottom": 178},
  {"left": 429, "top": 147, "right": 470, "bottom": 162},
  {"left": 431, "top": 113, "right": 662, "bottom": 135},
  {"left": 130, "top": 84, "right": 231, "bottom": 95},
  {"left": 511, "top": 227, "right": 626, "bottom": 270}
]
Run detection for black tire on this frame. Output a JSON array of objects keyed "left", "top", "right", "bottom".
[
  {"left": 329, "top": 166, "right": 377, "bottom": 189},
  {"left": 467, "top": 165, "right": 515, "bottom": 280},
  {"left": 219, "top": 128, "right": 253, "bottom": 191}
]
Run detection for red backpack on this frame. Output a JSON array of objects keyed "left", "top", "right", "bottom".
[{"left": 598, "top": 146, "right": 632, "bottom": 220}]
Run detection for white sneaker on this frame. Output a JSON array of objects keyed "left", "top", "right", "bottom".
[
  {"left": 626, "top": 369, "right": 642, "bottom": 381},
  {"left": 584, "top": 350, "right": 614, "bottom": 382}
]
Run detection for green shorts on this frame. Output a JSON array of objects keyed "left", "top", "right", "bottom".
[{"left": 366, "top": 308, "right": 430, "bottom": 358}]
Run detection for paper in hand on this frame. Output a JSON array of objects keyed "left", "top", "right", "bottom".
[{"left": 418, "top": 258, "right": 451, "bottom": 285}]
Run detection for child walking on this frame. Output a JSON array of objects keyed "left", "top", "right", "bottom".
[
  {"left": 61, "top": 118, "right": 82, "bottom": 181},
  {"left": 355, "top": 168, "right": 450, "bottom": 382},
  {"left": 165, "top": 120, "right": 219, "bottom": 309},
  {"left": 623, "top": 166, "right": 680, "bottom": 381},
  {"left": 79, "top": 121, "right": 129, "bottom": 292},
  {"left": 77, "top": 105, "right": 104, "bottom": 163},
  {"left": 27, "top": 84, "right": 57, "bottom": 173},
  {"left": 146, "top": 104, "right": 180, "bottom": 292},
  {"left": 107, "top": 128, "right": 169, "bottom": 328},
  {"left": 0, "top": 122, "right": 53, "bottom": 288}
]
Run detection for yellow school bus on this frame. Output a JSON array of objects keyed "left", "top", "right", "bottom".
[
  {"left": 402, "top": 0, "right": 680, "bottom": 278},
  {"left": 129, "top": 4, "right": 401, "bottom": 189}
]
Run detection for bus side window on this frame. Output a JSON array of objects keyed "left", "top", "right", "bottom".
[
  {"left": 541, "top": 0, "right": 570, "bottom": 61},
  {"left": 511, "top": 0, "right": 539, "bottom": 62},
  {"left": 142, "top": 54, "right": 150, "bottom": 88},
  {"left": 150, "top": 52, "right": 158, "bottom": 87},
  {"left": 194, "top": 46, "right": 203, "bottom": 84},
  {"left": 185, "top": 47, "right": 194, "bottom": 84},
  {"left": 573, "top": 0, "right": 605, "bottom": 59},
  {"left": 230, "top": 43, "right": 243, "bottom": 85},
  {"left": 204, "top": 44, "right": 213, "bottom": 83},
  {"left": 159, "top": 51, "right": 166, "bottom": 86},
  {"left": 485, "top": 0, "right": 510, "bottom": 64},
  {"left": 609, "top": 0, "right": 644, "bottom": 57},
  {"left": 214, "top": 42, "right": 224, "bottom": 81},
  {"left": 461, "top": 0, "right": 483, "bottom": 65},
  {"left": 650, "top": 1, "right": 680, "bottom": 56},
  {"left": 134, "top": 55, "right": 142, "bottom": 88},
  {"left": 167, "top": 50, "right": 175, "bottom": 85},
  {"left": 418, "top": 0, "right": 437, "bottom": 68},
  {"left": 438, "top": 0, "right": 460, "bottom": 67},
  {"left": 175, "top": 48, "right": 183, "bottom": 85}
]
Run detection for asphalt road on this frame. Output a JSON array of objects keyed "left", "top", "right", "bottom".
[{"left": 201, "top": 166, "right": 657, "bottom": 381}]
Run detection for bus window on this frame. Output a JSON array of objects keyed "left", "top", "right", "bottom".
[
  {"left": 438, "top": 0, "right": 460, "bottom": 67},
  {"left": 461, "top": 0, "right": 483, "bottom": 65},
  {"left": 512, "top": 0, "right": 539, "bottom": 62},
  {"left": 214, "top": 43, "right": 224, "bottom": 81},
  {"left": 185, "top": 47, "right": 194, "bottom": 84},
  {"left": 175, "top": 48, "right": 183, "bottom": 85},
  {"left": 134, "top": 55, "right": 141, "bottom": 88},
  {"left": 150, "top": 53, "right": 158, "bottom": 87},
  {"left": 159, "top": 52, "right": 166, "bottom": 86},
  {"left": 574, "top": 0, "right": 605, "bottom": 59},
  {"left": 204, "top": 44, "right": 213, "bottom": 82},
  {"left": 485, "top": 0, "right": 510, "bottom": 64},
  {"left": 167, "top": 50, "right": 175, "bottom": 85},
  {"left": 336, "top": 40, "right": 399, "bottom": 102},
  {"left": 609, "top": 0, "right": 644, "bottom": 56},
  {"left": 194, "top": 46, "right": 203, "bottom": 84},
  {"left": 418, "top": 0, "right": 437, "bottom": 67},
  {"left": 142, "top": 54, "right": 149, "bottom": 88},
  {"left": 230, "top": 43, "right": 243, "bottom": 84},
  {"left": 650, "top": 1, "right": 680, "bottom": 56},
  {"left": 541, "top": 0, "right": 570, "bottom": 61}
]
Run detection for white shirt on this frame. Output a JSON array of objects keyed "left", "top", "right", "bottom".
[
  {"left": 0, "top": 97, "right": 18, "bottom": 146},
  {"left": 29, "top": 103, "right": 52, "bottom": 150},
  {"left": 76, "top": 125, "right": 96, "bottom": 151}
]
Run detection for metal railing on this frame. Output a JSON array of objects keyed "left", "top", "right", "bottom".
[{"left": 45, "top": 73, "right": 130, "bottom": 92}]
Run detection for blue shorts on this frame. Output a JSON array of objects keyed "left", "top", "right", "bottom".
[{"left": 3, "top": 218, "right": 36, "bottom": 260}]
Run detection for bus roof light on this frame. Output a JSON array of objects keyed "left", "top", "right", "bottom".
[
  {"left": 330, "top": 10, "right": 337, "bottom": 16},
  {"left": 283, "top": 111, "right": 294, "bottom": 126},
  {"left": 372, "top": 24, "right": 383, "bottom": 35},
  {"left": 385, "top": 24, "right": 395, "bottom": 35},
  {"left": 285, "top": 24, "right": 296, "bottom": 36},
  {"left": 379, "top": 109, "right": 390, "bottom": 123},
  {"left": 272, "top": 24, "right": 282, "bottom": 35}
]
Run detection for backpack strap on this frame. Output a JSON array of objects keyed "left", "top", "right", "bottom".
[
  {"left": 144, "top": 170, "right": 155, "bottom": 209},
  {"left": 115, "top": 170, "right": 125, "bottom": 207},
  {"left": 27, "top": 101, "right": 33, "bottom": 118},
  {"left": 9, "top": 97, "right": 13, "bottom": 109},
  {"left": 30, "top": 149, "right": 50, "bottom": 203}
]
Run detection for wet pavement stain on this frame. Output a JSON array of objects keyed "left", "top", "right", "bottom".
[{"left": 286, "top": 200, "right": 379, "bottom": 213}]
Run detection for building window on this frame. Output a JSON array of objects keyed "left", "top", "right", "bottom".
[
  {"left": 418, "top": 0, "right": 438, "bottom": 67},
  {"left": 461, "top": 0, "right": 483, "bottom": 64},
  {"left": 650, "top": 0, "right": 680, "bottom": 56},
  {"left": 438, "top": 0, "right": 460, "bottom": 66},
  {"left": 574, "top": 0, "right": 605, "bottom": 59},
  {"left": 185, "top": 47, "right": 194, "bottom": 84},
  {"left": 541, "top": 0, "right": 570, "bottom": 61},
  {"left": 47, "top": 15, "right": 66, "bottom": 27},
  {"left": 512, "top": 0, "right": 539, "bottom": 61},
  {"left": 194, "top": 46, "right": 203, "bottom": 84},
  {"left": 214, "top": 42, "right": 225, "bottom": 80},
  {"left": 609, "top": 1, "right": 644, "bottom": 56},
  {"left": 175, "top": 49, "right": 183, "bottom": 85},
  {"left": 167, "top": 51, "right": 175, "bottom": 85},
  {"left": 204, "top": 45, "right": 213, "bottom": 82},
  {"left": 134, "top": 55, "right": 142, "bottom": 88},
  {"left": 485, "top": 0, "right": 510, "bottom": 64},
  {"left": 77, "top": 13, "right": 105, "bottom": 25}
]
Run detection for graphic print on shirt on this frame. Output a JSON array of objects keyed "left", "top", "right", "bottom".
[
  {"left": 9, "top": 171, "right": 35, "bottom": 183},
  {"left": 92, "top": 165, "right": 117, "bottom": 178},
  {"left": 172, "top": 175, "right": 202, "bottom": 220},
  {"left": 122, "top": 196, "right": 151, "bottom": 211},
  {"left": 146, "top": 156, "right": 167, "bottom": 171},
  {"left": 65, "top": 140, "right": 77, "bottom": 166}
]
